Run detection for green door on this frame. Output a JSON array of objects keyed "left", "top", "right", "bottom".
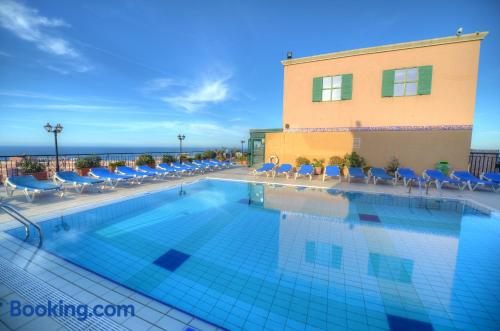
[{"left": 249, "top": 138, "right": 265, "bottom": 166}]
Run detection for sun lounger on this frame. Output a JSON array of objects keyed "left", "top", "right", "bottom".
[
  {"left": 323, "top": 165, "right": 341, "bottom": 182},
  {"left": 347, "top": 167, "right": 368, "bottom": 183},
  {"left": 89, "top": 167, "right": 134, "bottom": 188},
  {"left": 451, "top": 171, "right": 497, "bottom": 191},
  {"left": 295, "top": 164, "right": 314, "bottom": 180},
  {"left": 116, "top": 166, "right": 154, "bottom": 183},
  {"left": 273, "top": 164, "right": 292, "bottom": 179},
  {"left": 54, "top": 171, "right": 105, "bottom": 193},
  {"left": 254, "top": 163, "right": 275, "bottom": 177},
  {"left": 5, "top": 175, "right": 64, "bottom": 202},
  {"left": 395, "top": 168, "right": 428, "bottom": 188},
  {"left": 481, "top": 172, "right": 500, "bottom": 184},
  {"left": 369, "top": 167, "right": 395, "bottom": 185},
  {"left": 158, "top": 163, "right": 182, "bottom": 176},
  {"left": 137, "top": 165, "right": 170, "bottom": 177},
  {"left": 423, "top": 169, "right": 465, "bottom": 190}
]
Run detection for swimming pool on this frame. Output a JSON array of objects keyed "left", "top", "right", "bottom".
[{"left": 7, "top": 179, "right": 500, "bottom": 330}]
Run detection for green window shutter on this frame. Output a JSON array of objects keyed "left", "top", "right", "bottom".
[
  {"left": 341, "top": 74, "right": 353, "bottom": 100},
  {"left": 312, "top": 77, "right": 323, "bottom": 102},
  {"left": 381, "top": 69, "right": 395, "bottom": 97},
  {"left": 418, "top": 65, "right": 433, "bottom": 95}
]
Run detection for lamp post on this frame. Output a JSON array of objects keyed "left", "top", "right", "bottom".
[
  {"left": 44, "top": 123, "right": 63, "bottom": 172},
  {"left": 177, "top": 134, "right": 185, "bottom": 163}
]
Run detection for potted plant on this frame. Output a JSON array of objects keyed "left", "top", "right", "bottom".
[
  {"left": 295, "top": 156, "right": 310, "bottom": 171},
  {"left": 343, "top": 152, "right": 366, "bottom": 176},
  {"left": 162, "top": 154, "right": 175, "bottom": 164},
  {"left": 179, "top": 154, "right": 189, "bottom": 163},
  {"left": 312, "top": 158, "right": 325, "bottom": 175},
  {"left": 328, "top": 156, "right": 344, "bottom": 168},
  {"left": 385, "top": 157, "right": 400, "bottom": 176},
  {"left": 19, "top": 157, "right": 48, "bottom": 180},
  {"left": 136, "top": 154, "right": 155, "bottom": 168},
  {"left": 108, "top": 161, "right": 125, "bottom": 173},
  {"left": 75, "top": 155, "right": 101, "bottom": 176}
]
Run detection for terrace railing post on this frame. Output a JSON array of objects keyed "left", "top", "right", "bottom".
[{"left": 54, "top": 131, "right": 60, "bottom": 172}]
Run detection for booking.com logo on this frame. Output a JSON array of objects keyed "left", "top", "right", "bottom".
[{"left": 0, "top": 298, "right": 134, "bottom": 321}]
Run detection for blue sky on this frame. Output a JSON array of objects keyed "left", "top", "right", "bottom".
[{"left": 0, "top": 0, "right": 499, "bottom": 149}]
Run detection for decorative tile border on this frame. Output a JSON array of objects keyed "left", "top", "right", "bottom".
[{"left": 284, "top": 125, "right": 472, "bottom": 133}]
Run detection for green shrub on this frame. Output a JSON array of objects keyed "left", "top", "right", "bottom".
[
  {"left": 75, "top": 155, "right": 101, "bottom": 169},
  {"left": 194, "top": 153, "right": 203, "bottom": 160},
  {"left": 295, "top": 156, "right": 311, "bottom": 167},
  {"left": 109, "top": 161, "right": 126, "bottom": 167},
  {"left": 312, "top": 158, "right": 325, "bottom": 168},
  {"left": 343, "top": 152, "right": 366, "bottom": 168},
  {"left": 203, "top": 150, "right": 216, "bottom": 159},
  {"left": 328, "top": 156, "right": 344, "bottom": 167},
  {"left": 135, "top": 154, "right": 155, "bottom": 166},
  {"left": 385, "top": 157, "right": 400, "bottom": 175},
  {"left": 19, "top": 157, "right": 45, "bottom": 173},
  {"left": 161, "top": 154, "right": 175, "bottom": 164}
]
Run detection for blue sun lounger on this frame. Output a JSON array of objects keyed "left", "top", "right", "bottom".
[
  {"left": 481, "top": 172, "right": 500, "bottom": 184},
  {"left": 347, "top": 167, "right": 368, "bottom": 183},
  {"left": 323, "top": 165, "right": 341, "bottom": 182},
  {"left": 137, "top": 165, "right": 170, "bottom": 178},
  {"left": 5, "top": 175, "right": 64, "bottom": 202},
  {"left": 254, "top": 163, "right": 275, "bottom": 177},
  {"left": 90, "top": 167, "right": 134, "bottom": 188},
  {"left": 157, "top": 163, "right": 181, "bottom": 176},
  {"left": 369, "top": 167, "right": 395, "bottom": 185},
  {"left": 451, "top": 171, "right": 497, "bottom": 192},
  {"left": 116, "top": 166, "right": 155, "bottom": 183},
  {"left": 54, "top": 171, "right": 105, "bottom": 193},
  {"left": 273, "top": 164, "right": 292, "bottom": 179},
  {"left": 423, "top": 169, "right": 465, "bottom": 190},
  {"left": 295, "top": 164, "right": 314, "bottom": 180},
  {"left": 193, "top": 160, "right": 212, "bottom": 171},
  {"left": 395, "top": 168, "right": 428, "bottom": 188}
]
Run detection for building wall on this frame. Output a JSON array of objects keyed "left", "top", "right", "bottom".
[
  {"left": 265, "top": 130, "right": 472, "bottom": 174},
  {"left": 282, "top": 39, "right": 482, "bottom": 129}
]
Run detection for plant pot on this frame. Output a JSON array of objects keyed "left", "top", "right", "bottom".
[
  {"left": 148, "top": 163, "right": 156, "bottom": 168},
  {"left": 341, "top": 166, "right": 349, "bottom": 177},
  {"left": 77, "top": 168, "right": 90, "bottom": 176},
  {"left": 26, "top": 171, "right": 48, "bottom": 180},
  {"left": 108, "top": 166, "right": 117, "bottom": 173},
  {"left": 314, "top": 167, "right": 322, "bottom": 175}
]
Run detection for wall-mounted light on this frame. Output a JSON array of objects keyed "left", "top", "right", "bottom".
[
  {"left": 287, "top": 51, "right": 292, "bottom": 59},
  {"left": 285, "top": 123, "right": 290, "bottom": 129}
]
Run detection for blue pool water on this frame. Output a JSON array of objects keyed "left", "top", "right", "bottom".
[{"left": 7, "top": 180, "right": 500, "bottom": 330}]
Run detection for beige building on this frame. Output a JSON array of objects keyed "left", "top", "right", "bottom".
[{"left": 260, "top": 32, "right": 487, "bottom": 172}]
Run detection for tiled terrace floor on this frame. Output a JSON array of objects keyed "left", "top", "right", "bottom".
[{"left": 0, "top": 167, "right": 498, "bottom": 330}]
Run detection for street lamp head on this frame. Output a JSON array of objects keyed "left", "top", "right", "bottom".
[
  {"left": 177, "top": 134, "right": 185, "bottom": 141},
  {"left": 44, "top": 123, "right": 52, "bottom": 132},
  {"left": 55, "top": 123, "right": 63, "bottom": 133}
]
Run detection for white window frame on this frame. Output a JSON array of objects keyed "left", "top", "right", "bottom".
[
  {"left": 321, "top": 75, "right": 342, "bottom": 101},
  {"left": 394, "top": 68, "right": 418, "bottom": 97}
]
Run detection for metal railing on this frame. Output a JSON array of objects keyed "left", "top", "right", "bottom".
[
  {"left": 0, "top": 151, "right": 209, "bottom": 184},
  {"left": 0, "top": 202, "right": 43, "bottom": 247},
  {"left": 469, "top": 151, "right": 499, "bottom": 177}
]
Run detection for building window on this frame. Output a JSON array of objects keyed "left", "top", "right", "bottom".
[
  {"left": 321, "top": 75, "right": 342, "bottom": 101},
  {"left": 394, "top": 68, "right": 418, "bottom": 97},
  {"left": 312, "top": 74, "right": 353, "bottom": 102},
  {"left": 382, "top": 66, "right": 432, "bottom": 97}
]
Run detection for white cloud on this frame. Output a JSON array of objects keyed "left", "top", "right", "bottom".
[
  {"left": 142, "top": 78, "right": 177, "bottom": 92},
  {"left": 161, "top": 76, "right": 230, "bottom": 113},
  {"left": 0, "top": 0, "right": 90, "bottom": 72}
]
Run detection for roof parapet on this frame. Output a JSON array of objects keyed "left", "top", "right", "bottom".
[{"left": 282, "top": 32, "right": 488, "bottom": 66}]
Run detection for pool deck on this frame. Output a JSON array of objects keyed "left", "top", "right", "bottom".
[{"left": 0, "top": 166, "right": 499, "bottom": 331}]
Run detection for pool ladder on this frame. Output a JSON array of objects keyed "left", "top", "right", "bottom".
[{"left": 0, "top": 202, "right": 43, "bottom": 247}]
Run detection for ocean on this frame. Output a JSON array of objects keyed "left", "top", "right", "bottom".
[{"left": 0, "top": 146, "right": 234, "bottom": 156}]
